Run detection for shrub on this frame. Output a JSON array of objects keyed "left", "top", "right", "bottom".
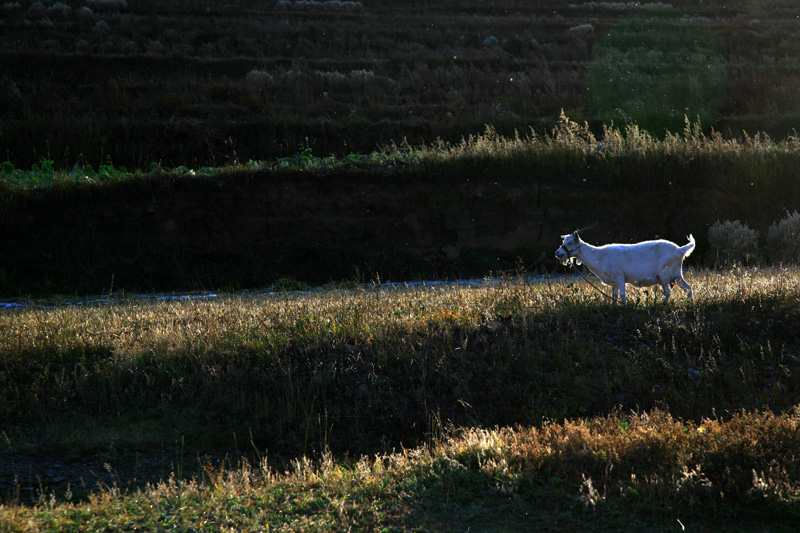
[
  {"left": 317, "top": 70, "right": 347, "bottom": 84},
  {"left": 26, "top": 1, "right": 45, "bottom": 14},
  {"left": 569, "top": 24, "right": 594, "bottom": 33},
  {"left": 767, "top": 210, "right": 800, "bottom": 263},
  {"left": 47, "top": 2, "right": 70, "bottom": 14},
  {"left": 87, "top": 0, "right": 127, "bottom": 8},
  {"left": 93, "top": 19, "right": 111, "bottom": 33},
  {"left": 246, "top": 69, "right": 274, "bottom": 87},
  {"left": 274, "top": 0, "right": 363, "bottom": 12},
  {"left": 272, "top": 277, "right": 310, "bottom": 291},
  {"left": 349, "top": 69, "right": 374, "bottom": 82},
  {"left": 707, "top": 220, "right": 759, "bottom": 266}
]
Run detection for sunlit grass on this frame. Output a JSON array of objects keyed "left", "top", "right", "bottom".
[
  {"left": 1, "top": 410, "right": 799, "bottom": 531},
  {"left": 4, "top": 114, "right": 800, "bottom": 190},
  {"left": 1, "top": 268, "right": 799, "bottom": 528},
  {"left": 2, "top": 267, "right": 798, "bottom": 447}
]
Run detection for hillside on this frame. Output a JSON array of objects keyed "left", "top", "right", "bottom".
[{"left": 3, "top": 0, "right": 800, "bottom": 169}]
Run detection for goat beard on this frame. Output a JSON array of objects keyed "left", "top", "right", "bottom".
[{"left": 561, "top": 256, "right": 581, "bottom": 267}]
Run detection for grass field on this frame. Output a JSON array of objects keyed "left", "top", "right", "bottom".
[
  {"left": 3, "top": 0, "right": 800, "bottom": 529},
  {"left": 1, "top": 268, "right": 799, "bottom": 530}
]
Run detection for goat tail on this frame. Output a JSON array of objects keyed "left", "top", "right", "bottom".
[{"left": 682, "top": 234, "right": 696, "bottom": 257}]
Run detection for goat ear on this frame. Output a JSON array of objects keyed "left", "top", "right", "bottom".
[{"left": 560, "top": 234, "right": 569, "bottom": 240}]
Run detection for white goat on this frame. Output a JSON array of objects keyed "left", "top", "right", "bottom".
[{"left": 555, "top": 231, "right": 695, "bottom": 304}]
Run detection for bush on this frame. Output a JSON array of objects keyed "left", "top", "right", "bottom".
[
  {"left": 707, "top": 220, "right": 759, "bottom": 266},
  {"left": 767, "top": 210, "right": 800, "bottom": 263},
  {"left": 87, "top": 0, "right": 127, "bottom": 8}
]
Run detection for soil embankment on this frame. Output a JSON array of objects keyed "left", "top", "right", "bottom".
[{"left": 0, "top": 169, "right": 774, "bottom": 296}]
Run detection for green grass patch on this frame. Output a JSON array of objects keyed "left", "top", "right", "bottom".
[{"left": 587, "top": 13, "right": 727, "bottom": 134}]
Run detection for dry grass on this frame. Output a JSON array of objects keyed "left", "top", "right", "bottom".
[
  {"left": 1, "top": 268, "right": 799, "bottom": 441},
  {"left": 2, "top": 269, "right": 798, "bottom": 427},
  {"left": 1, "top": 410, "right": 798, "bottom": 531},
  {"left": 1, "top": 268, "right": 799, "bottom": 528}
]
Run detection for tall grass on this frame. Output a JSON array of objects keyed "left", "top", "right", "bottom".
[
  {"left": 2, "top": 401, "right": 800, "bottom": 530},
  {"left": 6, "top": 113, "right": 800, "bottom": 191},
  {"left": 380, "top": 114, "right": 800, "bottom": 193}
]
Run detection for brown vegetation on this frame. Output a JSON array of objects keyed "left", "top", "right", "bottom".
[
  {"left": 3, "top": 0, "right": 800, "bottom": 168},
  {"left": 1, "top": 270, "right": 799, "bottom": 528}
]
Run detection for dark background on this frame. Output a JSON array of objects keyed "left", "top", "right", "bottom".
[{"left": 3, "top": 0, "right": 800, "bottom": 295}]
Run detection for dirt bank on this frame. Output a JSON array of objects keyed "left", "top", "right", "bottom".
[{"left": 0, "top": 169, "right": 765, "bottom": 296}]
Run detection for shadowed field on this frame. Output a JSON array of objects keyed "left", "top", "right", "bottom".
[{"left": 4, "top": 0, "right": 800, "bottom": 169}]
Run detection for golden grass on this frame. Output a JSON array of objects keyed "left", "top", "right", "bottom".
[
  {"left": 2, "top": 267, "right": 798, "bottom": 425},
  {"left": 387, "top": 114, "right": 800, "bottom": 165},
  {"left": 1, "top": 409, "right": 798, "bottom": 531},
  {"left": 1, "top": 268, "right": 799, "bottom": 530},
  {"left": 3, "top": 266, "right": 797, "bottom": 362}
]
